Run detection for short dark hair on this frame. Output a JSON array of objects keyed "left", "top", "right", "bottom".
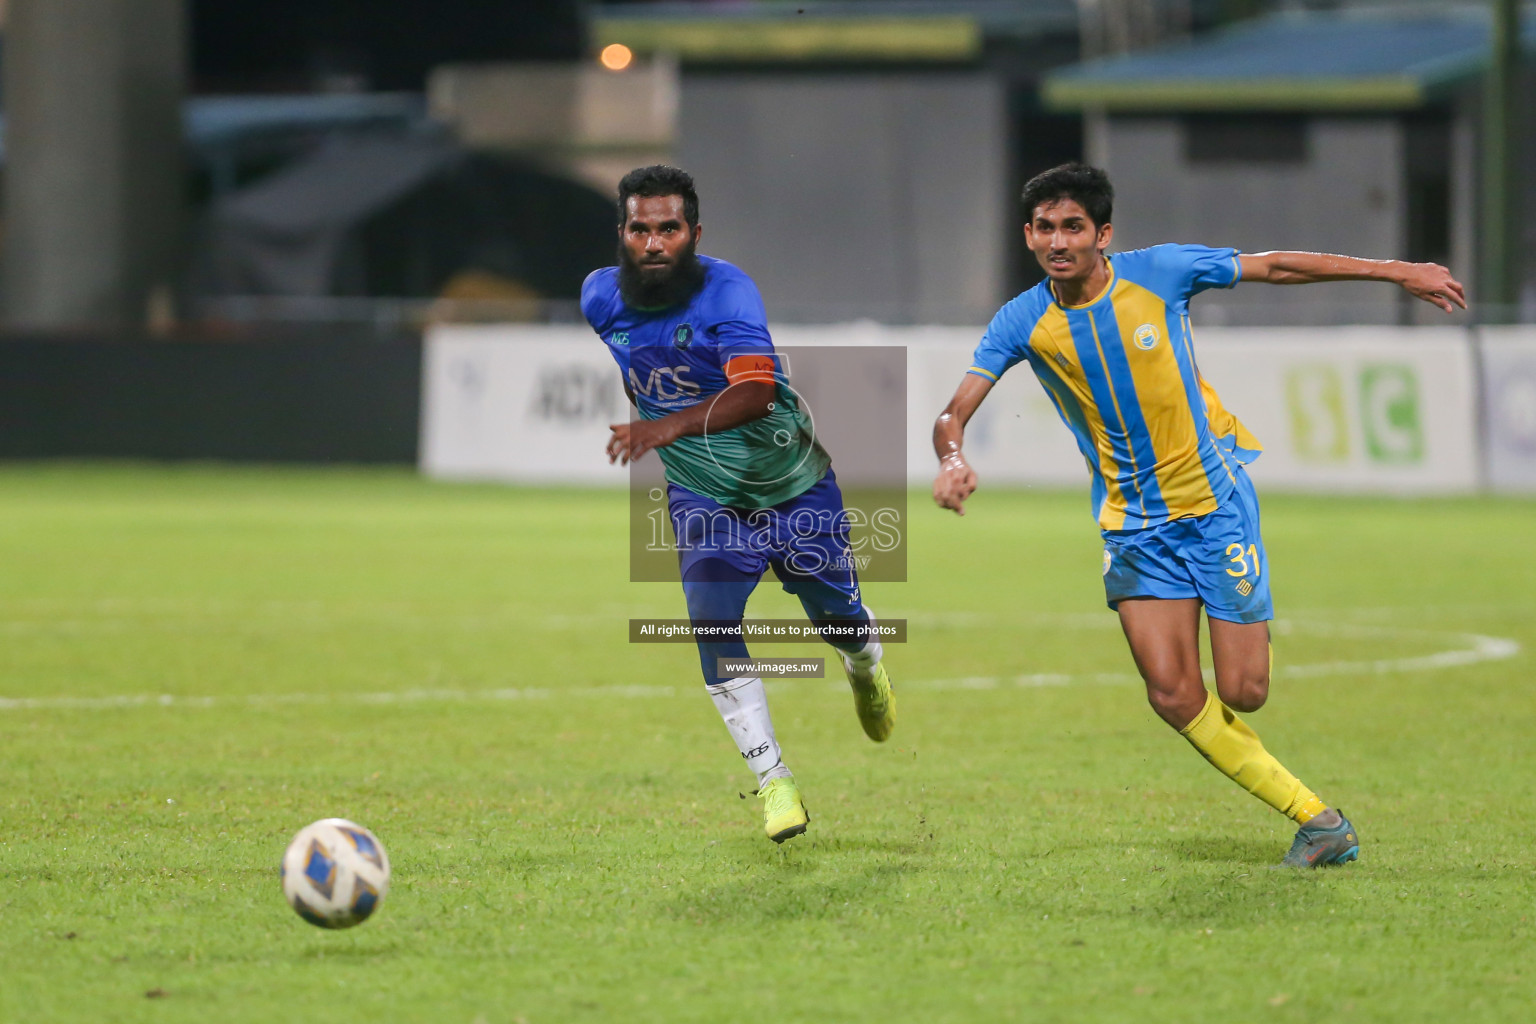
[
  {"left": 617, "top": 165, "right": 699, "bottom": 227},
  {"left": 1021, "top": 163, "right": 1113, "bottom": 229}
]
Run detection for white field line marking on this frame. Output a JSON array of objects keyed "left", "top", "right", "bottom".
[
  {"left": 916, "top": 624, "right": 1522, "bottom": 691},
  {"left": 0, "top": 609, "right": 1118, "bottom": 636},
  {"left": 0, "top": 619, "right": 1521, "bottom": 712},
  {"left": 0, "top": 684, "right": 679, "bottom": 712}
]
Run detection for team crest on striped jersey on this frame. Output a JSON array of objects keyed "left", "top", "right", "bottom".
[{"left": 1133, "top": 323, "right": 1159, "bottom": 350}]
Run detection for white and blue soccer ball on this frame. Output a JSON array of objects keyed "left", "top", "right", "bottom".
[{"left": 280, "top": 818, "right": 391, "bottom": 929}]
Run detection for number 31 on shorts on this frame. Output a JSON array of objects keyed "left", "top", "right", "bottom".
[{"left": 1225, "top": 542, "right": 1261, "bottom": 578}]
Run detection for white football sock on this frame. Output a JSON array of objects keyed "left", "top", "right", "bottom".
[
  {"left": 840, "top": 607, "right": 884, "bottom": 672},
  {"left": 708, "top": 676, "right": 791, "bottom": 785}
]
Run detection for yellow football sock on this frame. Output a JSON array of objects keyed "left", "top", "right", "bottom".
[{"left": 1180, "top": 691, "right": 1326, "bottom": 823}]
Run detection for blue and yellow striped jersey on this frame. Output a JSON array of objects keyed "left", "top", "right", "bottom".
[{"left": 969, "top": 244, "right": 1261, "bottom": 532}]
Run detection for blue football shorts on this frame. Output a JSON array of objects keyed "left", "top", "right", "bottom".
[
  {"left": 668, "top": 468, "right": 862, "bottom": 607},
  {"left": 1101, "top": 467, "right": 1273, "bottom": 624}
]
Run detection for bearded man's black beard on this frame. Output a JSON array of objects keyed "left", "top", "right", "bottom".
[{"left": 617, "top": 241, "right": 706, "bottom": 309}]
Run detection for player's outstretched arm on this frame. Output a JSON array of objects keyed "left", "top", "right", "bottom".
[
  {"left": 932, "top": 374, "right": 993, "bottom": 516},
  {"left": 607, "top": 380, "right": 775, "bottom": 465},
  {"left": 1238, "top": 251, "right": 1467, "bottom": 313}
]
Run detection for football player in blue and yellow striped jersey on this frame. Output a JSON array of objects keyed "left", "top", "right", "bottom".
[{"left": 932, "top": 163, "right": 1465, "bottom": 867}]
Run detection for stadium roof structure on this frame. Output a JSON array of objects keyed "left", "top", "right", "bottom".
[
  {"left": 0, "top": 92, "right": 429, "bottom": 164},
  {"left": 183, "top": 93, "right": 428, "bottom": 147},
  {"left": 588, "top": 0, "right": 1077, "bottom": 63},
  {"left": 1043, "top": 9, "right": 1536, "bottom": 112},
  {"left": 187, "top": 134, "right": 612, "bottom": 301}
]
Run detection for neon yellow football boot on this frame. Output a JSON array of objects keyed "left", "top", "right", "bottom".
[
  {"left": 758, "top": 777, "right": 809, "bottom": 844},
  {"left": 843, "top": 656, "right": 895, "bottom": 742}
]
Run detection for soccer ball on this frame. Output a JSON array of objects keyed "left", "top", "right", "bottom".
[{"left": 280, "top": 818, "right": 391, "bottom": 929}]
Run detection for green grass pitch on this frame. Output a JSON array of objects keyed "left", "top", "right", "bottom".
[{"left": 2, "top": 463, "right": 1533, "bottom": 1023}]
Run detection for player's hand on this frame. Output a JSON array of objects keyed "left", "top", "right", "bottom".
[
  {"left": 1398, "top": 262, "right": 1466, "bottom": 313},
  {"left": 607, "top": 419, "right": 676, "bottom": 465},
  {"left": 933, "top": 454, "right": 978, "bottom": 516}
]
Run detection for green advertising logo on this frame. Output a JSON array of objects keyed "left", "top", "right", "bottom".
[
  {"left": 1359, "top": 363, "right": 1423, "bottom": 464},
  {"left": 1285, "top": 363, "right": 1425, "bottom": 466},
  {"left": 1285, "top": 365, "right": 1349, "bottom": 462}
]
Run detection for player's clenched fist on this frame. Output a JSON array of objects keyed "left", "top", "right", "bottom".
[{"left": 933, "top": 454, "right": 978, "bottom": 516}]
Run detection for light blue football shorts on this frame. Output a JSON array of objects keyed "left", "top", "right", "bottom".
[{"left": 1100, "top": 468, "right": 1273, "bottom": 624}]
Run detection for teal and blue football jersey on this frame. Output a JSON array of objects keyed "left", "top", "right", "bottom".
[{"left": 582, "top": 255, "right": 830, "bottom": 509}]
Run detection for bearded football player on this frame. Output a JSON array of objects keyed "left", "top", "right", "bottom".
[{"left": 582, "top": 165, "right": 895, "bottom": 844}]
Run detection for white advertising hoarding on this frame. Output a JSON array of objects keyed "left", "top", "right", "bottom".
[
  {"left": 421, "top": 324, "right": 1481, "bottom": 495},
  {"left": 1478, "top": 327, "right": 1536, "bottom": 493},
  {"left": 770, "top": 323, "right": 1088, "bottom": 487},
  {"left": 1194, "top": 328, "right": 1478, "bottom": 494},
  {"left": 421, "top": 324, "right": 624, "bottom": 483}
]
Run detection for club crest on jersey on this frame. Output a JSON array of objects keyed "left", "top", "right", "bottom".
[
  {"left": 672, "top": 323, "right": 694, "bottom": 349},
  {"left": 1133, "top": 323, "right": 1159, "bottom": 350}
]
